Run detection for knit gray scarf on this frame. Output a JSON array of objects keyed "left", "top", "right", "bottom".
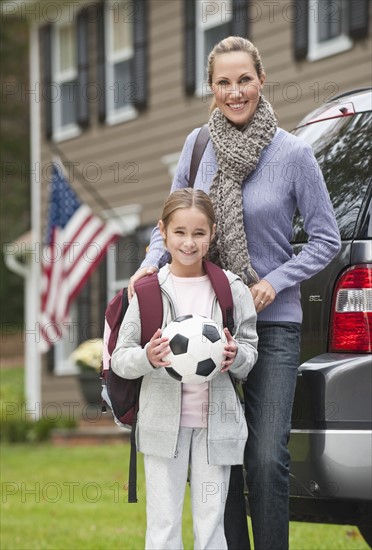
[{"left": 207, "top": 96, "right": 277, "bottom": 286}]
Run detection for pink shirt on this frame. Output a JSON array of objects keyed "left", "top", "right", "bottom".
[{"left": 169, "top": 272, "right": 215, "bottom": 428}]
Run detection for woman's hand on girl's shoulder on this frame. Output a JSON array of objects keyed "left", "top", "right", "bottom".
[
  {"left": 220, "top": 328, "right": 238, "bottom": 372},
  {"left": 250, "top": 279, "right": 276, "bottom": 313},
  {"left": 146, "top": 328, "right": 172, "bottom": 368},
  {"left": 128, "top": 266, "right": 159, "bottom": 301}
]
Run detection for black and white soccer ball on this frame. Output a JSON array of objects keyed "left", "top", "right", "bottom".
[{"left": 162, "top": 314, "right": 226, "bottom": 384}]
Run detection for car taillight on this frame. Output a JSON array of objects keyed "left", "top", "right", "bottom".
[{"left": 329, "top": 264, "right": 372, "bottom": 353}]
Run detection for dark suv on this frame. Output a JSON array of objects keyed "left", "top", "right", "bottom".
[{"left": 288, "top": 88, "right": 372, "bottom": 546}]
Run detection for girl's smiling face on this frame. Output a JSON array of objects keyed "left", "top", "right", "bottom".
[
  {"left": 159, "top": 207, "right": 215, "bottom": 277},
  {"left": 211, "top": 51, "right": 266, "bottom": 128}
]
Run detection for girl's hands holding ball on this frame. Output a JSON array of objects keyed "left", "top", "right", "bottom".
[
  {"left": 146, "top": 329, "right": 171, "bottom": 368},
  {"left": 147, "top": 327, "right": 238, "bottom": 372}
]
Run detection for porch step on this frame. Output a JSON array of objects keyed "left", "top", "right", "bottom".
[{"left": 51, "top": 413, "right": 130, "bottom": 446}]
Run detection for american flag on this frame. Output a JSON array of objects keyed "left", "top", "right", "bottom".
[{"left": 39, "top": 163, "right": 121, "bottom": 352}]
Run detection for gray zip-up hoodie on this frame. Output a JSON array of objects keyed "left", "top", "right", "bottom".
[{"left": 111, "top": 265, "right": 258, "bottom": 466}]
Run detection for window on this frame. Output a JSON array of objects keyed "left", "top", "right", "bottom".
[
  {"left": 52, "top": 21, "right": 81, "bottom": 141},
  {"left": 307, "top": 0, "right": 352, "bottom": 61},
  {"left": 294, "top": 0, "right": 369, "bottom": 62},
  {"left": 41, "top": 6, "right": 90, "bottom": 141},
  {"left": 105, "top": 0, "right": 136, "bottom": 125},
  {"left": 195, "top": 0, "right": 233, "bottom": 96},
  {"left": 103, "top": 205, "right": 141, "bottom": 300},
  {"left": 107, "top": 227, "right": 153, "bottom": 300},
  {"left": 185, "top": 0, "right": 249, "bottom": 97},
  {"left": 292, "top": 112, "right": 372, "bottom": 242}
]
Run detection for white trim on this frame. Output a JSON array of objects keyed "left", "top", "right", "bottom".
[
  {"left": 105, "top": 105, "right": 138, "bottom": 126},
  {"left": 52, "top": 123, "right": 81, "bottom": 143},
  {"left": 161, "top": 151, "right": 181, "bottom": 180},
  {"left": 54, "top": 303, "right": 79, "bottom": 376},
  {"left": 54, "top": 361, "right": 79, "bottom": 376},
  {"left": 195, "top": 0, "right": 206, "bottom": 98},
  {"left": 291, "top": 429, "right": 372, "bottom": 435},
  {"left": 104, "top": 0, "right": 137, "bottom": 126},
  {"left": 307, "top": 34, "right": 352, "bottom": 61},
  {"left": 109, "top": 46, "right": 133, "bottom": 65},
  {"left": 307, "top": 0, "right": 352, "bottom": 62},
  {"left": 3, "top": 246, "right": 29, "bottom": 278},
  {"left": 58, "top": 67, "right": 77, "bottom": 82}
]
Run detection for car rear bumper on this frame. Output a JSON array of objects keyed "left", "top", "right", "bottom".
[
  {"left": 289, "top": 353, "right": 372, "bottom": 501},
  {"left": 289, "top": 429, "right": 372, "bottom": 500}
]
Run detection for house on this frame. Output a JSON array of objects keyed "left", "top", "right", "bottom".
[{"left": 2, "top": 0, "right": 371, "bottom": 413}]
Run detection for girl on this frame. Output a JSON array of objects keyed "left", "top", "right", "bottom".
[{"left": 111, "top": 188, "right": 258, "bottom": 550}]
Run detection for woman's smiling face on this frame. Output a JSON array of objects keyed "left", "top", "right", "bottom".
[{"left": 211, "top": 51, "right": 266, "bottom": 129}]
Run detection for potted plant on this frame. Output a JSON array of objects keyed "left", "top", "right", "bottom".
[{"left": 71, "top": 339, "right": 103, "bottom": 406}]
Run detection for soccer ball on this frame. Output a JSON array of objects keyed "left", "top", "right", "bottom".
[{"left": 162, "top": 314, "right": 226, "bottom": 384}]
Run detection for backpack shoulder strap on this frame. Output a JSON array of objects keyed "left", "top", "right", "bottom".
[
  {"left": 106, "top": 288, "right": 129, "bottom": 357},
  {"left": 134, "top": 273, "right": 163, "bottom": 346},
  {"left": 188, "top": 124, "right": 210, "bottom": 188},
  {"left": 203, "top": 261, "right": 234, "bottom": 334}
]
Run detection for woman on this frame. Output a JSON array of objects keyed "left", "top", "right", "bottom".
[{"left": 129, "top": 37, "right": 341, "bottom": 550}]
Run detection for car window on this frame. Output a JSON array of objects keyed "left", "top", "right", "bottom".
[
  {"left": 291, "top": 112, "right": 372, "bottom": 242},
  {"left": 358, "top": 188, "right": 372, "bottom": 239}
]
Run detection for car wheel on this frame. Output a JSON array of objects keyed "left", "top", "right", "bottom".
[
  {"left": 358, "top": 524, "right": 372, "bottom": 548},
  {"left": 357, "top": 503, "right": 372, "bottom": 548}
]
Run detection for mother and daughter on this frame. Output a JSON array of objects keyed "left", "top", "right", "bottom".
[{"left": 112, "top": 36, "right": 340, "bottom": 550}]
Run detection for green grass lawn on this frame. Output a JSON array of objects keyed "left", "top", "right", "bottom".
[
  {"left": 0, "top": 367, "right": 369, "bottom": 549},
  {"left": 0, "top": 443, "right": 369, "bottom": 550}
]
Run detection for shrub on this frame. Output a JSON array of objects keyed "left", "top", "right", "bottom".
[
  {"left": 0, "top": 367, "right": 77, "bottom": 443},
  {"left": 0, "top": 414, "right": 77, "bottom": 444}
]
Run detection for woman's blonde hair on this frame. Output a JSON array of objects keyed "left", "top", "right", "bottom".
[
  {"left": 160, "top": 188, "right": 215, "bottom": 231},
  {"left": 207, "top": 36, "right": 265, "bottom": 113}
]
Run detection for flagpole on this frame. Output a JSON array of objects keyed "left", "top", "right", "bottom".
[{"left": 26, "top": 21, "right": 42, "bottom": 420}]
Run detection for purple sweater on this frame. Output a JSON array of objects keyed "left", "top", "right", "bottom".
[{"left": 141, "top": 127, "right": 341, "bottom": 323}]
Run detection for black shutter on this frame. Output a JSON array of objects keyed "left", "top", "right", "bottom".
[
  {"left": 76, "top": 8, "right": 90, "bottom": 128},
  {"left": 132, "top": 0, "right": 148, "bottom": 110},
  {"left": 40, "top": 24, "right": 53, "bottom": 139},
  {"left": 77, "top": 279, "right": 92, "bottom": 344},
  {"left": 293, "top": 0, "right": 309, "bottom": 60},
  {"left": 349, "top": 0, "right": 369, "bottom": 40},
  {"left": 96, "top": 1, "right": 106, "bottom": 123},
  {"left": 184, "top": 0, "right": 196, "bottom": 96},
  {"left": 98, "top": 257, "right": 107, "bottom": 334},
  {"left": 231, "top": 0, "right": 249, "bottom": 37}
]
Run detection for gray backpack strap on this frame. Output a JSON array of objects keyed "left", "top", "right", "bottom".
[{"left": 188, "top": 124, "right": 210, "bottom": 188}]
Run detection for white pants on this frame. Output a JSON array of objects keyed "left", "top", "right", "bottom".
[{"left": 144, "top": 427, "right": 231, "bottom": 550}]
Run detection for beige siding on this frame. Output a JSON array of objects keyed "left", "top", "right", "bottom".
[
  {"left": 32, "top": 0, "right": 372, "bottom": 386},
  {"left": 39, "top": 0, "right": 372, "bottom": 232}
]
